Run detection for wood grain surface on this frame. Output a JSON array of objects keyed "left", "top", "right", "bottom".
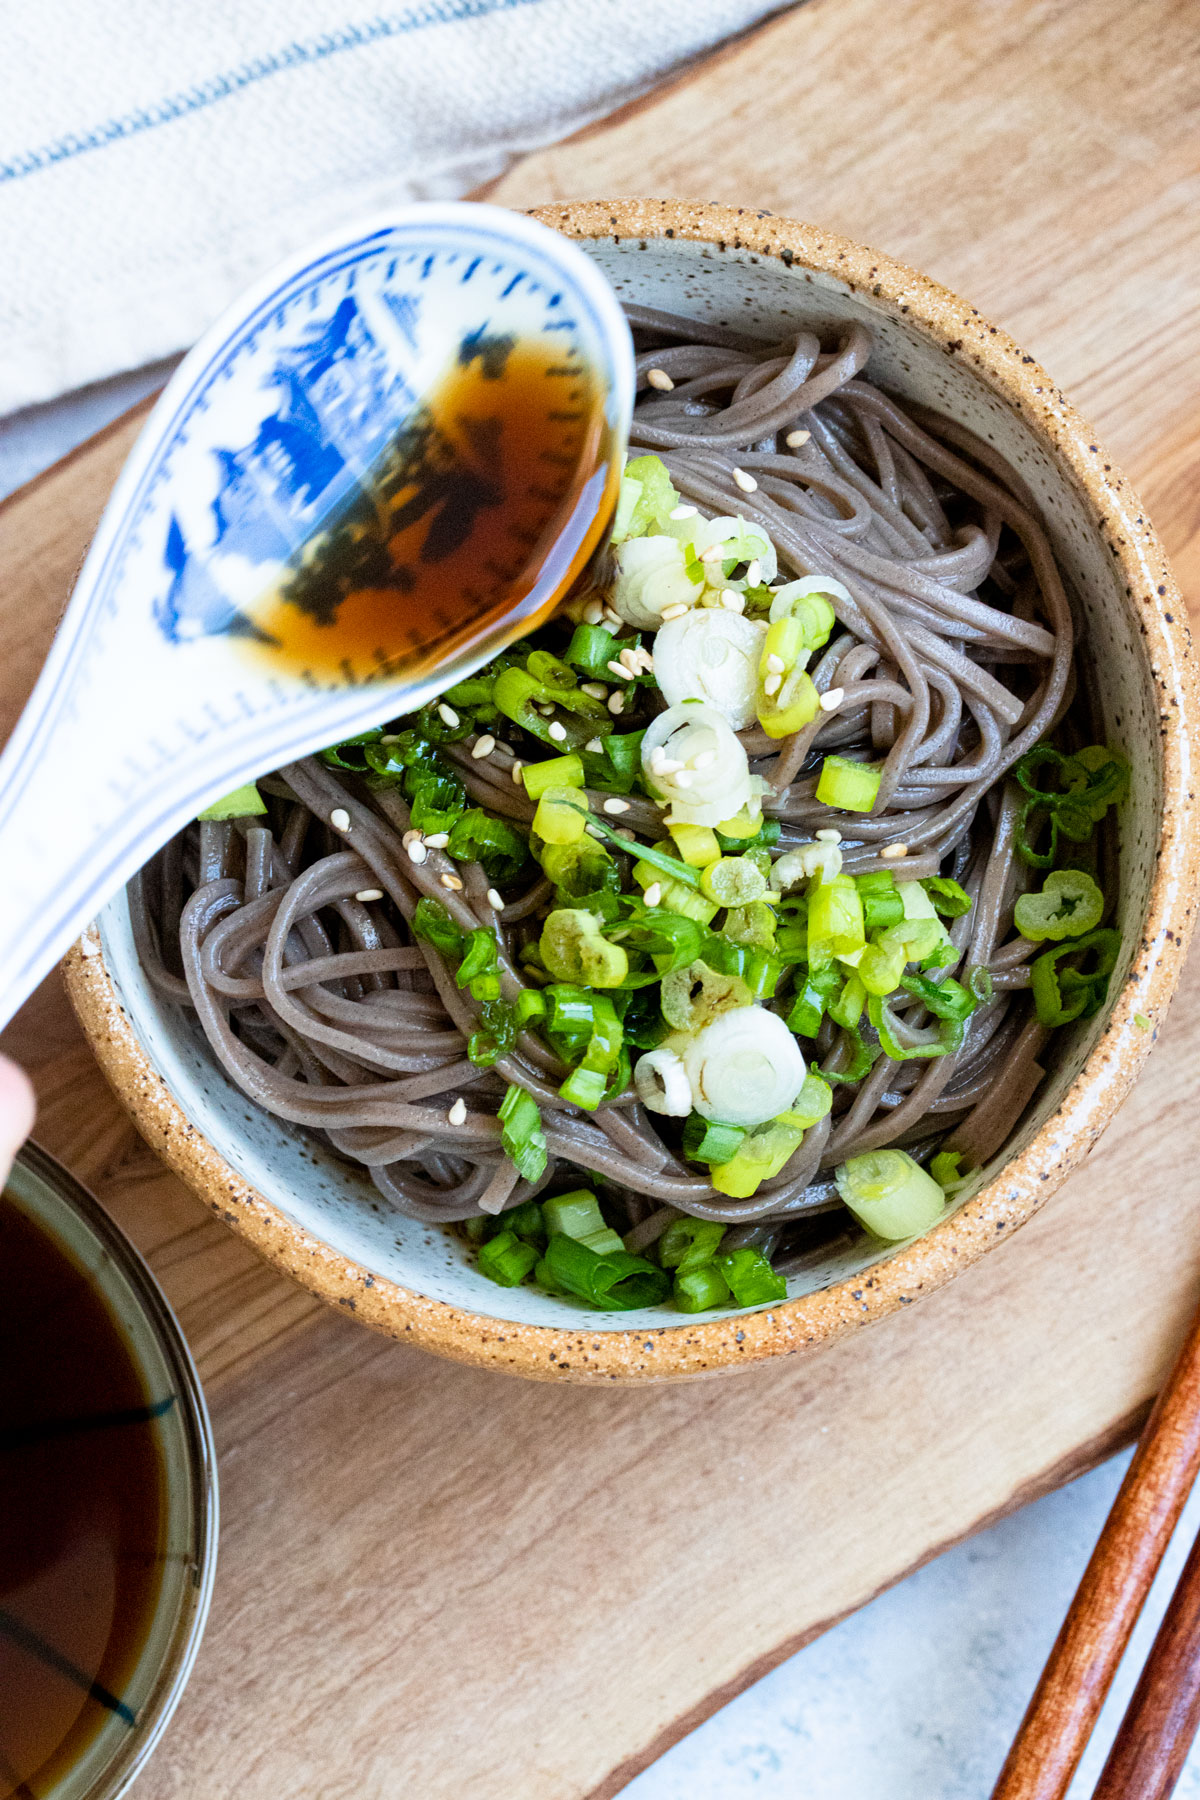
[{"left": 3, "top": 0, "right": 1200, "bottom": 1793}]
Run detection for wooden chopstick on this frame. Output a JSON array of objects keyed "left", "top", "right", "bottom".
[
  {"left": 990, "top": 1300, "right": 1200, "bottom": 1800},
  {"left": 1091, "top": 1514, "right": 1200, "bottom": 1799}
]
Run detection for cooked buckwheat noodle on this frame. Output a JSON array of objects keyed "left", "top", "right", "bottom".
[{"left": 131, "top": 308, "right": 1110, "bottom": 1270}]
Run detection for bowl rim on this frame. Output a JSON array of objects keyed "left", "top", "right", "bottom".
[{"left": 63, "top": 196, "right": 1200, "bottom": 1384}]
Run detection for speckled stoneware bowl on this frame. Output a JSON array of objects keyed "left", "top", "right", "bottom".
[{"left": 65, "top": 199, "right": 1200, "bottom": 1384}]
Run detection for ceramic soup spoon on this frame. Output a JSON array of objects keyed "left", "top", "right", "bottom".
[{"left": 0, "top": 204, "right": 634, "bottom": 1026}]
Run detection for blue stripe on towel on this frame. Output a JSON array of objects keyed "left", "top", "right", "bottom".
[{"left": 0, "top": 0, "right": 544, "bottom": 184}]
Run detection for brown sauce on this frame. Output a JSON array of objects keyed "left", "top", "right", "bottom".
[
  {"left": 246, "top": 331, "right": 615, "bottom": 684},
  {"left": 0, "top": 1196, "right": 166, "bottom": 1798}
]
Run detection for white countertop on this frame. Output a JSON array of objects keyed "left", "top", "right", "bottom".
[{"left": 6, "top": 376, "right": 1200, "bottom": 1800}]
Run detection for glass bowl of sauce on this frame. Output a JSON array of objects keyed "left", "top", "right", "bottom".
[{"left": 0, "top": 1146, "right": 216, "bottom": 1799}]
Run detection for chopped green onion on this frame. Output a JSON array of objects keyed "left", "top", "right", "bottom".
[
  {"left": 680, "top": 1113, "right": 747, "bottom": 1168},
  {"left": 700, "top": 855, "right": 769, "bottom": 908},
  {"left": 534, "top": 786, "right": 589, "bottom": 846},
  {"left": 558, "top": 1066, "right": 609, "bottom": 1107},
  {"left": 661, "top": 960, "right": 751, "bottom": 1032},
  {"left": 543, "top": 1189, "right": 606, "bottom": 1241},
  {"left": 898, "top": 971, "right": 977, "bottom": 1022},
  {"left": 715, "top": 817, "right": 780, "bottom": 855},
  {"left": 827, "top": 971, "right": 866, "bottom": 1030},
  {"left": 198, "top": 781, "right": 267, "bottom": 821},
  {"left": 515, "top": 988, "right": 548, "bottom": 1028},
  {"left": 786, "top": 965, "right": 842, "bottom": 1036},
  {"left": 540, "top": 909, "right": 629, "bottom": 986},
  {"left": 503, "top": 1199, "right": 547, "bottom": 1245},
  {"left": 658, "top": 1216, "right": 727, "bottom": 1271},
  {"left": 823, "top": 1024, "right": 881, "bottom": 1085},
  {"left": 478, "top": 1230, "right": 539, "bottom": 1287},
  {"left": 715, "top": 1247, "right": 787, "bottom": 1305},
  {"left": 446, "top": 807, "right": 528, "bottom": 883},
  {"left": 1135, "top": 1011, "right": 1151, "bottom": 1031},
  {"left": 922, "top": 877, "right": 973, "bottom": 918},
  {"left": 779, "top": 1071, "right": 834, "bottom": 1129},
  {"left": 929, "top": 1151, "right": 971, "bottom": 1194},
  {"left": 867, "top": 992, "right": 964, "bottom": 1060},
  {"left": 412, "top": 897, "right": 466, "bottom": 963},
  {"left": 498, "top": 1084, "right": 547, "bottom": 1183},
  {"left": 711, "top": 1120, "right": 806, "bottom": 1198},
  {"left": 816, "top": 755, "right": 882, "bottom": 814},
  {"left": 1030, "top": 928, "right": 1121, "bottom": 1026},
  {"left": 610, "top": 454, "right": 680, "bottom": 542},
  {"left": 522, "top": 753, "right": 585, "bottom": 799},
  {"left": 456, "top": 928, "right": 501, "bottom": 1000},
  {"left": 540, "top": 1234, "right": 670, "bottom": 1310},
  {"left": 670, "top": 822, "right": 724, "bottom": 868},
  {"left": 579, "top": 810, "right": 703, "bottom": 885},
  {"left": 857, "top": 871, "right": 904, "bottom": 935},
  {"left": 808, "top": 874, "right": 866, "bottom": 961},
  {"left": 835, "top": 1149, "right": 946, "bottom": 1241},
  {"left": 632, "top": 865, "right": 719, "bottom": 924},
  {"left": 565, "top": 623, "right": 620, "bottom": 681},
  {"left": 1014, "top": 869, "right": 1105, "bottom": 942},
  {"left": 674, "top": 1266, "right": 732, "bottom": 1312}
]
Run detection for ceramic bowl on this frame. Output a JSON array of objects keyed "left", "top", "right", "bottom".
[
  {"left": 65, "top": 199, "right": 1200, "bottom": 1384},
  {"left": 3, "top": 1144, "right": 217, "bottom": 1795}
]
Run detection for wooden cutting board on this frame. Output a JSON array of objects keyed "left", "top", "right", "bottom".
[{"left": 4, "top": 0, "right": 1200, "bottom": 1793}]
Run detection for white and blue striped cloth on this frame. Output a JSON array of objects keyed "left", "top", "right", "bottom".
[{"left": 0, "top": 0, "right": 787, "bottom": 413}]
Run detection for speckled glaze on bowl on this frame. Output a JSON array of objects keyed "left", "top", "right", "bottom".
[{"left": 64, "top": 200, "right": 1200, "bottom": 1384}]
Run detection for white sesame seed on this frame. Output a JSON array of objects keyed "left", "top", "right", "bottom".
[
  {"left": 580, "top": 682, "right": 608, "bottom": 700},
  {"left": 436, "top": 703, "right": 460, "bottom": 728},
  {"left": 402, "top": 828, "right": 422, "bottom": 847},
  {"left": 815, "top": 828, "right": 842, "bottom": 843},
  {"left": 763, "top": 672, "right": 783, "bottom": 697},
  {"left": 471, "top": 733, "right": 496, "bottom": 759},
  {"left": 618, "top": 646, "right": 640, "bottom": 672},
  {"left": 607, "top": 691, "right": 626, "bottom": 715},
  {"left": 674, "top": 771, "right": 694, "bottom": 788},
  {"left": 330, "top": 808, "right": 351, "bottom": 832},
  {"left": 583, "top": 598, "right": 604, "bottom": 625},
  {"left": 819, "top": 686, "right": 846, "bottom": 713},
  {"left": 602, "top": 605, "right": 623, "bottom": 627},
  {"left": 721, "top": 589, "right": 746, "bottom": 614},
  {"left": 646, "top": 367, "right": 675, "bottom": 391},
  {"left": 603, "top": 798, "right": 631, "bottom": 814},
  {"left": 766, "top": 653, "right": 786, "bottom": 674},
  {"left": 694, "top": 750, "right": 716, "bottom": 769},
  {"left": 354, "top": 888, "right": 384, "bottom": 903},
  {"left": 407, "top": 841, "right": 428, "bottom": 865},
  {"left": 880, "top": 842, "right": 909, "bottom": 860},
  {"left": 606, "top": 660, "right": 635, "bottom": 681},
  {"left": 448, "top": 1097, "right": 468, "bottom": 1126},
  {"left": 644, "top": 882, "right": 664, "bottom": 907},
  {"left": 732, "top": 467, "right": 758, "bottom": 493},
  {"left": 585, "top": 823, "right": 606, "bottom": 839},
  {"left": 548, "top": 720, "right": 567, "bottom": 742},
  {"left": 699, "top": 543, "right": 726, "bottom": 564},
  {"left": 660, "top": 602, "right": 690, "bottom": 621},
  {"left": 785, "top": 429, "right": 811, "bottom": 448},
  {"left": 585, "top": 737, "right": 604, "bottom": 753},
  {"left": 745, "top": 559, "right": 762, "bottom": 587},
  {"left": 511, "top": 760, "right": 525, "bottom": 785},
  {"left": 440, "top": 873, "right": 463, "bottom": 891},
  {"left": 424, "top": 831, "right": 450, "bottom": 848},
  {"left": 637, "top": 650, "right": 655, "bottom": 673},
  {"left": 487, "top": 887, "right": 504, "bottom": 910},
  {"left": 537, "top": 702, "right": 556, "bottom": 717},
  {"left": 670, "top": 504, "right": 698, "bottom": 520},
  {"left": 380, "top": 733, "right": 402, "bottom": 744}
]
